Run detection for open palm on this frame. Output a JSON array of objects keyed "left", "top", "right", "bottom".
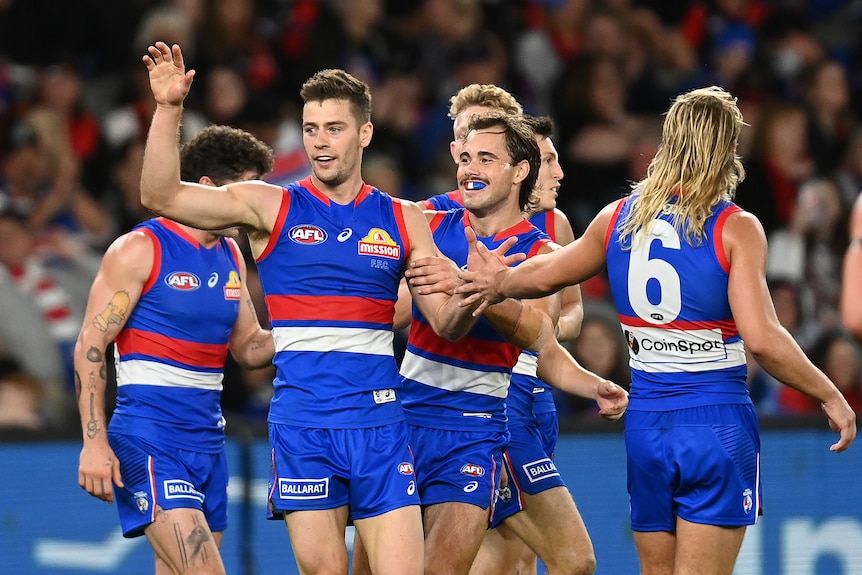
[{"left": 142, "top": 41, "right": 195, "bottom": 107}]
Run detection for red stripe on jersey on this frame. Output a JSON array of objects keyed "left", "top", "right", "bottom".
[
  {"left": 266, "top": 294, "right": 395, "bottom": 324},
  {"left": 159, "top": 217, "right": 200, "bottom": 248},
  {"left": 526, "top": 239, "right": 550, "bottom": 258},
  {"left": 605, "top": 199, "right": 626, "bottom": 251},
  {"left": 618, "top": 314, "right": 739, "bottom": 338},
  {"left": 428, "top": 211, "right": 447, "bottom": 232},
  {"left": 713, "top": 205, "right": 741, "bottom": 273},
  {"left": 140, "top": 228, "right": 161, "bottom": 294},
  {"left": 116, "top": 328, "right": 229, "bottom": 368},
  {"left": 257, "top": 188, "right": 291, "bottom": 261},
  {"left": 392, "top": 198, "right": 411, "bottom": 260},
  {"left": 409, "top": 320, "right": 520, "bottom": 369}
]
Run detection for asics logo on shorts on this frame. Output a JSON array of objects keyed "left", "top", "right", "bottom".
[
  {"left": 463, "top": 481, "right": 479, "bottom": 493},
  {"left": 407, "top": 481, "right": 416, "bottom": 496}
]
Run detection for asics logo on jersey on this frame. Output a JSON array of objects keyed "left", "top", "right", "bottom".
[
  {"left": 208, "top": 272, "right": 219, "bottom": 287},
  {"left": 337, "top": 228, "right": 353, "bottom": 242},
  {"left": 460, "top": 464, "right": 485, "bottom": 477},
  {"left": 289, "top": 224, "right": 328, "bottom": 245},
  {"left": 165, "top": 272, "right": 201, "bottom": 291}
]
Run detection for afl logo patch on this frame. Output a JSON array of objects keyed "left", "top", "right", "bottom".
[
  {"left": 165, "top": 272, "right": 201, "bottom": 291},
  {"left": 398, "top": 462, "right": 414, "bottom": 475},
  {"left": 290, "top": 224, "right": 328, "bottom": 245},
  {"left": 460, "top": 463, "right": 485, "bottom": 477}
]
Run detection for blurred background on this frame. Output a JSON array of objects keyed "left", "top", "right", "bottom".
[{"left": 0, "top": 1, "right": 861, "bottom": 573}]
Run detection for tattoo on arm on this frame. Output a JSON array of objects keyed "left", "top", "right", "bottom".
[
  {"left": 86, "top": 347, "right": 103, "bottom": 363},
  {"left": 93, "top": 291, "right": 131, "bottom": 331},
  {"left": 86, "top": 393, "right": 100, "bottom": 439},
  {"left": 75, "top": 371, "right": 82, "bottom": 400}
]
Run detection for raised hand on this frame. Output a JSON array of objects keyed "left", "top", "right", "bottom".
[
  {"left": 457, "top": 226, "right": 520, "bottom": 315},
  {"left": 142, "top": 42, "right": 195, "bottom": 107},
  {"left": 596, "top": 380, "right": 629, "bottom": 421}
]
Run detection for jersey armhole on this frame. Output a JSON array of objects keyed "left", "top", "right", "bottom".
[
  {"left": 140, "top": 228, "right": 161, "bottom": 295},
  {"left": 713, "top": 205, "right": 742, "bottom": 273},
  {"left": 256, "top": 187, "right": 291, "bottom": 262}
]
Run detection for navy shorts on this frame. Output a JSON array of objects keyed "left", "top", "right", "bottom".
[
  {"left": 267, "top": 422, "right": 419, "bottom": 520},
  {"left": 109, "top": 432, "right": 229, "bottom": 538},
  {"left": 625, "top": 404, "right": 762, "bottom": 532},
  {"left": 408, "top": 424, "right": 506, "bottom": 510}
]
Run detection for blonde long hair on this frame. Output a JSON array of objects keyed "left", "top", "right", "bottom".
[{"left": 619, "top": 86, "right": 746, "bottom": 247}]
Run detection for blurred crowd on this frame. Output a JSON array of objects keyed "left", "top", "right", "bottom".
[{"left": 1, "top": 0, "right": 862, "bottom": 432}]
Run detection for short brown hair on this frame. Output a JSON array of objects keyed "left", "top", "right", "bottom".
[{"left": 300, "top": 69, "right": 373, "bottom": 126}]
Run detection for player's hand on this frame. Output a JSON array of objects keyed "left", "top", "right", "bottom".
[
  {"left": 143, "top": 41, "right": 195, "bottom": 107},
  {"left": 456, "top": 227, "right": 522, "bottom": 315},
  {"left": 407, "top": 256, "right": 462, "bottom": 296},
  {"left": 79, "top": 441, "right": 124, "bottom": 503},
  {"left": 596, "top": 380, "right": 629, "bottom": 422},
  {"left": 821, "top": 393, "right": 857, "bottom": 453}
]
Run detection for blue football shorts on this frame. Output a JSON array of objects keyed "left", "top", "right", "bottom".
[
  {"left": 625, "top": 404, "right": 762, "bottom": 532},
  {"left": 408, "top": 424, "right": 506, "bottom": 510},
  {"left": 534, "top": 410, "right": 560, "bottom": 459},
  {"left": 267, "top": 422, "right": 419, "bottom": 520},
  {"left": 108, "top": 432, "right": 229, "bottom": 538},
  {"left": 491, "top": 422, "right": 566, "bottom": 528}
]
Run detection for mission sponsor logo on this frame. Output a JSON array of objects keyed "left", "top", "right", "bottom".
[
  {"left": 523, "top": 457, "right": 560, "bottom": 483},
  {"left": 165, "top": 271, "right": 201, "bottom": 291},
  {"left": 278, "top": 477, "right": 329, "bottom": 500},
  {"left": 223, "top": 270, "right": 242, "bottom": 300},
  {"left": 163, "top": 480, "right": 205, "bottom": 502},
  {"left": 289, "top": 224, "right": 327, "bottom": 245},
  {"left": 358, "top": 228, "right": 401, "bottom": 260}
]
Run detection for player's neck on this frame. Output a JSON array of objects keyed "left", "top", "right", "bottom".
[
  {"left": 467, "top": 206, "right": 525, "bottom": 238},
  {"left": 311, "top": 173, "right": 364, "bottom": 206}
]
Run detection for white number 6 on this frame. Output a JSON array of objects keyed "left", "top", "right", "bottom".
[{"left": 628, "top": 219, "right": 681, "bottom": 324}]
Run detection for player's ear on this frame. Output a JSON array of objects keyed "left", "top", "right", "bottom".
[{"left": 199, "top": 176, "right": 216, "bottom": 187}]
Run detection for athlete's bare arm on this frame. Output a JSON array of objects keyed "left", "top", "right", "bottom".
[
  {"left": 725, "top": 210, "right": 856, "bottom": 452},
  {"left": 76, "top": 232, "right": 152, "bottom": 502},
  {"left": 401, "top": 201, "right": 488, "bottom": 340},
  {"left": 842, "top": 195, "right": 862, "bottom": 344},
  {"left": 536, "top": 342, "right": 628, "bottom": 420},
  {"left": 225, "top": 239, "right": 274, "bottom": 370},
  {"left": 140, "top": 42, "right": 281, "bottom": 253},
  {"left": 552, "top": 209, "right": 584, "bottom": 341},
  {"left": 457, "top": 201, "right": 618, "bottom": 313}
]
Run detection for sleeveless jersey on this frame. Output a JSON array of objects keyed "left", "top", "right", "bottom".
[
  {"left": 420, "top": 190, "right": 557, "bottom": 420},
  {"left": 110, "top": 218, "right": 241, "bottom": 452},
  {"left": 605, "top": 196, "right": 750, "bottom": 410},
  {"left": 256, "top": 177, "right": 410, "bottom": 428},
  {"left": 400, "top": 209, "right": 551, "bottom": 431}
]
